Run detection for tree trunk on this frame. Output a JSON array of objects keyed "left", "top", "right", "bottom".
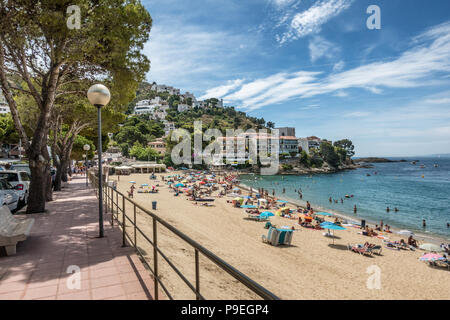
[
  {"left": 54, "top": 163, "right": 63, "bottom": 191},
  {"left": 62, "top": 164, "right": 68, "bottom": 182},
  {"left": 42, "top": 144, "right": 53, "bottom": 202},
  {"left": 27, "top": 159, "right": 47, "bottom": 213}
]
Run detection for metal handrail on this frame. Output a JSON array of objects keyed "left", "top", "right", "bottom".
[{"left": 88, "top": 172, "right": 280, "bottom": 300}]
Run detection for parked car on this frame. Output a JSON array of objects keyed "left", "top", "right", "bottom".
[
  {"left": 10, "top": 163, "right": 31, "bottom": 175},
  {"left": 0, "top": 170, "right": 31, "bottom": 207},
  {"left": 0, "top": 178, "right": 19, "bottom": 212}
]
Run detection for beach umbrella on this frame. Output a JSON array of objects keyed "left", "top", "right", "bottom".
[
  {"left": 241, "top": 205, "right": 257, "bottom": 209},
  {"left": 243, "top": 196, "right": 252, "bottom": 199},
  {"left": 141, "top": 184, "right": 148, "bottom": 187},
  {"left": 129, "top": 181, "right": 136, "bottom": 184},
  {"left": 398, "top": 230, "right": 414, "bottom": 236},
  {"left": 233, "top": 187, "right": 240, "bottom": 191},
  {"left": 419, "top": 253, "right": 446, "bottom": 262},
  {"left": 261, "top": 211, "right": 274, "bottom": 217},
  {"left": 316, "top": 212, "right": 333, "bottom": 217},
  {"left": 233, "top": 197, "right": 243, "bottom": 201},
  {"left": 300, "top": 214, "right": 313, "bottom": 221},
  {"left": 419, "top": 243, "right": 444, "bottom": 252},
  {"left": 320, "top": 222, "right": 346, "bottom": 244},
  {"left": 174, "top": 183, "right": 185, "bottom": 187},
  {"left": 277, "top": 200, "right": 288, "bottom": 203}
]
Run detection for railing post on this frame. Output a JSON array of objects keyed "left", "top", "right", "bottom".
[
  {"left": 110, "top": 187, "right": 114, "bottom": 227},
  {"left": 116, "top": 192, "right": 119, "bottom": 218},
  {"left": 122, "top": 195, "right": 126, "bottom": 247},
  {"left": 195, "top": 249, "right": 200, "bottom": 300},
  {"left": 134, "top": 205, "right": 137, "bottom": 248},
  {"left": 104, "top": 186, "right": 108, "bottom": 214},
  {"left": 153, "top": 217, "right": 159, "bottom": 300}
]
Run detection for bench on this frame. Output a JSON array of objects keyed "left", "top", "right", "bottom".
[{"left": 0, "top": 205, "right": 34, "bottom": 256}]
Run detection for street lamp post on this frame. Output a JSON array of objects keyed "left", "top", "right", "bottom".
[
  {"left": 83, "top": 144, "right": 91, "bottom": 186},
  {"left": 87, "top": 84, "right": 111, "bottom": 238}
]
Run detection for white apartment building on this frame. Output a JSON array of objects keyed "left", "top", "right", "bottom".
[
  {"left": 163, "top": 121, "right": 176, "bottom": 137},
  {"left": 279, "top": 136, "right": 299, "bottom": 154},
  {"left": 307, "top": 137, "right": 321, "bottom": 150},
  {"left": 0, "top": 94, "right": 10, "bottom": 114},
  {"left": 298, "top": 138, "right": 309, "bottom": 155},
  {"left": 182, "top": 92, "right": 197, "bottom": 103},
  {"left": 151, "top": 84, "right": 180, "bottom": 95},
  {"left": 134, "top": 100, "right": 159, "bottom": 115},
  {"left": 177, "top": 104, "right": 190, "bottom": 112}
]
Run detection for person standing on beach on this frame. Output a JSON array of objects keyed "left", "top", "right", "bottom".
[
  {"left": 354, "top": 205, "right": 357, "bottom": 214},
  {"left": 272, "top": 189, "right": 275, "bottom": 196},
  {"left": 329, "top": 197, "right": 332, "bottom": 203},
  {"left": 422, "top": 219, "right": 426, "bottom": 228}
]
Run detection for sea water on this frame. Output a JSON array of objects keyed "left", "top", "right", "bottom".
[{"left": 240, "top": 157, "right": 450, "bottom": 240}]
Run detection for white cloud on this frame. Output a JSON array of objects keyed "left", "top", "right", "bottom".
[
  {"left": 199, "top": 79, "right": 244, "bottom": 100},
  {"left": 332, "top": 60, "right": 345, "bottom": 72},
  {"left": 278, "top": 0, "right": 354, "bottom": 44},
  {"left": 300, "top": 104, "right": 320, "bottom": 110},
  {"left": 423, "top": 98, "right": 450, "bottom": 104},
  {"left": 144, "top": 23, "right": 253, "bottom": 92},
  {"left": 201, "top": 21, "right": 450, "bottom": 110},
  {"left": 343, "top": 111, "right": 371, "bottom": 118},
  {"left": 308, "top": 36, "right": 340, "bottom": 62}
]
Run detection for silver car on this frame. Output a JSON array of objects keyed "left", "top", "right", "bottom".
[
  {"left": 0, "top": 170, "right": 31, "bottom": 207},
  {"left": 0, "top": 178, "right": 19, "bottom": 212}
]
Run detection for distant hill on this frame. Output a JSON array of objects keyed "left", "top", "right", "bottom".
[{"left": 354, "top": 157, "right": 408, "bottom": 163}]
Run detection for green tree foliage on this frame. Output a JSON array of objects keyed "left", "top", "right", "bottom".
[
  {"left": 129, "top": 141, "right": 160, "bottom": 162},
  {"left": 320, "top": 141, "right": 340, "bottom": 168},
  {"left": 71, "top": 135, "right": 95, "bottom": 160},
  {"left": 0, "top": 114, "right": 19, "bottom": 144},
  {"left": 0, "top": 0, "right": 152, "bottom": 213},
  {"left": 114, "top": 115, "right": 164, "bottom": 156},
  {"left": 333, "top": 139, "right": 355, "bottom": 159}
]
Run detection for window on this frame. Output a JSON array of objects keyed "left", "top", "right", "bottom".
[
  {"left": 0, "top": 172, "right": 18, "bottom": 182},
  {"left": 20, "top": 172, "right": 30, "bottom": 181}
]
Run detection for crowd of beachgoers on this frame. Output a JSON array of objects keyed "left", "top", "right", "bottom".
[{"left": 121, "top": 169, "right": 450, "bottom": 268}]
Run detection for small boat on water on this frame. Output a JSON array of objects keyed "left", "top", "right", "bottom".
[{"left": 411, "top": 161, "right": 417, "bottom": 165}]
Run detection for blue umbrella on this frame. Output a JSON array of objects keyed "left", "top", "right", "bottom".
[
  {"left": 141, "top": 184, "right": 149, "bottom": 187},
  {"left": 241, "top": 205, "right": 257, "bottom": 209},
  {"left": 277, "top": 200, "right": 288, "bottom": 203},
  {"left": 316, "top": 212, "right": 333, "bottom": 217},
  {"left": 129, "top": 181, "right": 136, "bottom": 184},
  {"left": 320, "top": 222, "right": 346, "bottom": 244},
  {"left": 261, "top": 211, "right": 275, "bottom": 217},
  {"left": 175, "top": 183, "right": 185, "bottom": 187}
]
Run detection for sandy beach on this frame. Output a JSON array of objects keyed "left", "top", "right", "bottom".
[{"left": 109, "top": 172, "right": 450, "bottom": 300}]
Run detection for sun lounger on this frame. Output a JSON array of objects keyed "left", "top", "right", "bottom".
[
  {"left": 348, "top": 243, "right": 373, "bottom": 256},
  {"left": 0, "top": 205, "right": 34, "bottom": 256}
]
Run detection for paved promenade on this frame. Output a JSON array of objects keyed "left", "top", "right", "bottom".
[{"left": 0, "top": 176, "right": 156, "bottom": 300}]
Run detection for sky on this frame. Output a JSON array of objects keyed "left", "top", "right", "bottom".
[{"left": 141, "top": 0, "right": 450, "bottom": 157}]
